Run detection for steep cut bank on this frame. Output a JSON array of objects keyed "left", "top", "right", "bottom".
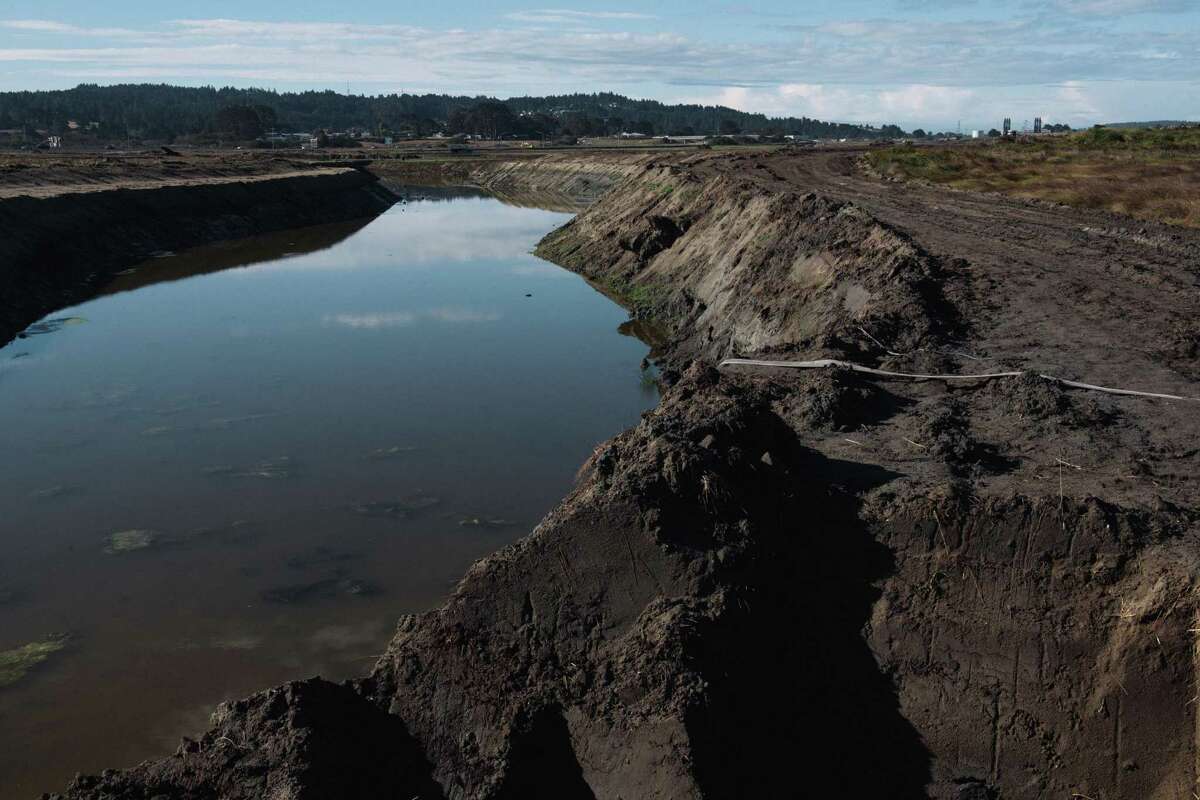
[
  {"left": 537, "top": 162, "right": 966, "bottom": 368},
  {"left": 0, "top": 168, "right": 396, "bottom": 346},
  {"left": 43, "top": 150, "right": 1200, "bottom": 800}
]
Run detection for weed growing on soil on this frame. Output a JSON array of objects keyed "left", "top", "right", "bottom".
[
  {"left": 0, "top": 635, "right": 69, "bottom": 688},
  {"left": 600, "top": 275, "right": 670, "bottom": 318}
]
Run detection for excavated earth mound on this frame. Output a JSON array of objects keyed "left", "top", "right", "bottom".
[{"left": 42, "top": 149, "right": 1200, "bottom": 799}]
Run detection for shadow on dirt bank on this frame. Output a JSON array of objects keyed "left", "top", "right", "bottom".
[
  {"left": 498, "top": 705, "right": 598, "bottom": 799},
  {"left": 684, "top": 450, "right": 932, "bottom": 797},
  {"left": 361, "top": 366, "right": 932, "bottom": 799}
]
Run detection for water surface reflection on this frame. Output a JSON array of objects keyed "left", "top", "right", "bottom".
[{"left": 0, "top": 193, "right": 657, "bottom": 797}]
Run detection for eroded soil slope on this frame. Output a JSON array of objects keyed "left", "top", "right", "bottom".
[
  {"left": 45, "top": 148, "right": 1200, "bottom": 800},
  {"left": 540, "top": 149, "right": 1200, "bottom": 798}
]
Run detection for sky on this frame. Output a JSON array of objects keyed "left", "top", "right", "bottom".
[{"left": 0, "top": 0, "right": 1197, "bottom": 131}]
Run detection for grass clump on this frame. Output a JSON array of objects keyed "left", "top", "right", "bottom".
[{"left": 0, "top": 635, "right": 69, "bottom": 688}]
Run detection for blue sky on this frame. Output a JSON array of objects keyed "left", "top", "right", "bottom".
[{"left": 1, "top": 0, "right": 1197, "bottom": 130}]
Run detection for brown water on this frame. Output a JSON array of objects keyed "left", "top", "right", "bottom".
[{"left": 0, "top": 191, "right": 657, "bottom": 797}]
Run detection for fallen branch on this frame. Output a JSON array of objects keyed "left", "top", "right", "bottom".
[{"left": 718, "top": 358, "right": 1198, "bottom": 402}]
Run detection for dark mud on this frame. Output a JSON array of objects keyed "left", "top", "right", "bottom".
[{"left": 37, "top": 149, "right": 1200, "bottom": 799}]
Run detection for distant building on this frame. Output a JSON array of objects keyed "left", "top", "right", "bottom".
[
  {"left": 1033, "top": 117, "right": 1043, "bottom": 134},
  {"left": 1002, "top": 117, "right": 1012, "bottom": 136}
]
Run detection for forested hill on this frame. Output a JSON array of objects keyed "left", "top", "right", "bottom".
[{"left": 0, "top": 84, "right": 903, "bottom": 141}]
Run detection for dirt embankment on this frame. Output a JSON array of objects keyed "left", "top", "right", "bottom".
[
  {"left": 44, "top": 149, "right": 1200, "bottom": 800},
  {"left": 369, "top": 151, "right": 657, "bottom": 212},
  {"left": 541, "top": 151, "right": 1200, "bottom": 798},
  {"left": 0, "top": 166, "right": 396, "bottom": 346}
]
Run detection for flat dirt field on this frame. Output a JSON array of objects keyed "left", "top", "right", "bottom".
[{"left": 0, "top": 150, "right": 319, "bottom": 197}]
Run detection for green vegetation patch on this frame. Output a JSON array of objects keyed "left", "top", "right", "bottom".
[
  {"left": 0, "top": 635, "right": 69, "bottom": 688},
  {"left": 1075, "top": 125, "right": 1200, "bottom": 152},
  {"left": 104, "top": 528, "right": 159, "bottom": 554},
  {"left": 601, "top": 275, "right": 671, "bottom": 318},
  {"left": 868, "top": 145, "right": 967, "bottom": 182}
]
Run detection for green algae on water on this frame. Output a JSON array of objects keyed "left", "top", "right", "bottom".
[
  {"left": 0, "top": 635, "right": 69, "bottom": 688},
  {"left": 104, "top": 529, "right": 158, "bottom": 554}
]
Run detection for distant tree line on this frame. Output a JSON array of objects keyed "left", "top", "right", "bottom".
[{"left": 0, "top": 84, "right": 904, "bottom": 143}]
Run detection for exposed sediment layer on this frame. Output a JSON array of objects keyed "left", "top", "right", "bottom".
[
  {"left": 42, "top": 150, "right": 1200, "bottom": 800},
  {"left": 0, "top": 168, "right": 396, "bottom": 346}
]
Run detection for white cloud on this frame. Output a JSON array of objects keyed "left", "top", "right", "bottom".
[
  {"left": 322, "top": 308, "right": 501, "bottom": 329},
  {"left": 511, "top": 264, "right": 570, "bottom": 278},
  {"left": 701, "top": 84, "right": 977, "bottom": 128},
  {"left": 425, "top": 307, "right": 502, "bottom": 323},
  {"left": 2, "top": 20, "right": 75, "bottom": 32},
  {"left": 504, "top": 9, "right": 658, "bottom": 23},
  {"left": 322, "top": 312, "right": 417, "bottom": 329},
  {"left": 3, "top": 14, "right": 1197, "bottom": 92},
  {"left": 1053, "top": 0, "right": 1192, "bottom": 14},
  {"left": 0, "top": 19, "right": 146, "bottom": 37},
  {"left": 683, "top": 78, "right": 1196, "bottom": 130},
  {"left": 1, "top": 13, "right": 1198, "bottom": 127}
]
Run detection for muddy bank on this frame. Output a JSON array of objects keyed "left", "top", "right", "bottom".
[
  {"left": 41, "top": 150, "right": 1200, "bottom": 799},
  {"left": 0, "top": 168, "right": 396, "bottom": 346}
]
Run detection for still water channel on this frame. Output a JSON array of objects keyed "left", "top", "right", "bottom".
[{"left": 0, "top": 189, "right": 656, "bottom": 797}]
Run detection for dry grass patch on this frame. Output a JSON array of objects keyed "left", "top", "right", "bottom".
[{"left": 869, "top": 127, "right": 1200, "bottom": 228}]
